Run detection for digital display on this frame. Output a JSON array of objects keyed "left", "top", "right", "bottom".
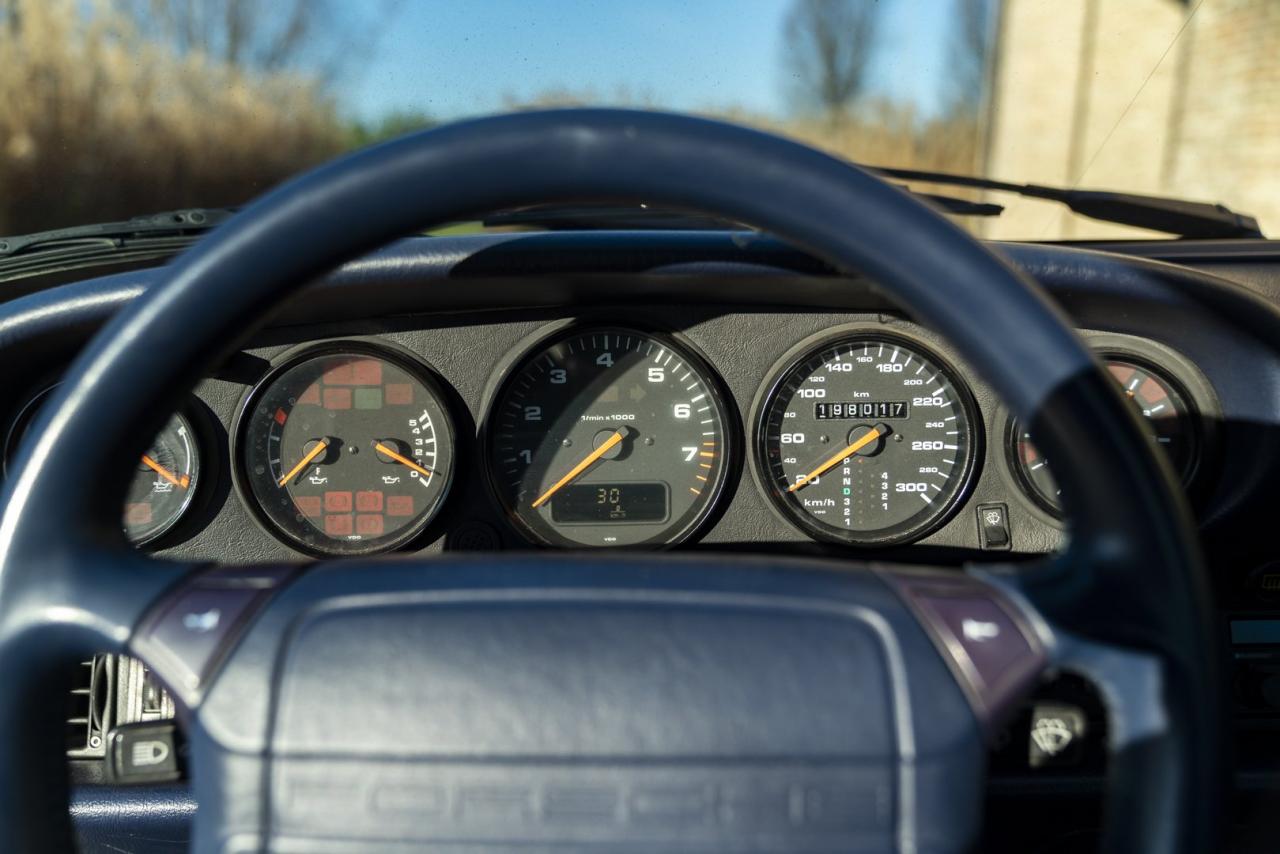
[
  {"left": 551, "top": 482, "right": 668, "bottom": 524},
  {"left": 814, "top": 401, "right": 909, "bottom": 420},
  {"left": 1230, "top": 620, "right": 1280, "bottom": 645}
]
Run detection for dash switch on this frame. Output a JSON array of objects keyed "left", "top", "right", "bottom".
[{"left": 976, "top": 503, "right": 1010, "bottom": 550}]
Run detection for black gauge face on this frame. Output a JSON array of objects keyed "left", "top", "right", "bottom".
[
  {"left": 126, "top": 413, "right": 201, "bottom": 545},
  {"left": 237, "top": 346, "right": 454, "bottom": 556},
  {"left": 3, "top": 386, "right": 200, "bottom": 546},
  {"left": 757, "top": 334, "right": 979, "bottom": 546},
  {"left": 486, "top": 327, "right": 733, "bottom": 547},
  {"left": 1012, "top": 357, "right": 1197, "bottom": 514}
]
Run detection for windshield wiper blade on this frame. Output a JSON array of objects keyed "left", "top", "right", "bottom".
[
  {"left": 484, "top": 192, "right": 1002, "bottom": 232},
  {"left": 0, "top": 208, "right": 234, "bottom": 258},
  {"left": 867, "top": 167, "right": 1264, "bottom": 239}
]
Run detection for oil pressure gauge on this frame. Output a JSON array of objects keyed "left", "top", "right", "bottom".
[{"left": 235, "top": 344, "right": 455, "bottom": 556}]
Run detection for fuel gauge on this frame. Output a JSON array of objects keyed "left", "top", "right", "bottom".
[{"left": 1011, "top": 356, "right": 1200, "bottom": 514}]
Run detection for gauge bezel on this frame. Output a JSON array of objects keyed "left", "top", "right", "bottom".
[
  {"left": 480, "top": 322, "right": 740, "bottom": 549},
  {"left": 1003, "top": 332, "right": 1219, "bottom": 519},
  {"left": 752, "top": 327, "right": 983, "bottom": 548},
  {"left": 231, "top": 340, "right": 457, "bottom": 557},
  {"left": 3, "top": 381, "right": 208, "bottom": 547}
]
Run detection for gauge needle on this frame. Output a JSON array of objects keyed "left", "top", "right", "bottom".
[
  {"left": 788, "top": 427, "right": 884, "bottom": 493},
  {"left": 141, "top": 454, "right": 189, "bottom": 489},
  {"left": 373, "top": 441, "right": 433, "bottom": 478},
  {"left": 531, "top": 428, "right": 627, "bottom": 509},
  {"left": 277, "top": 439, "right": 329, "bottom": 487}
]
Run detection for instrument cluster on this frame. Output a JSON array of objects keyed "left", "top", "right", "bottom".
[{"left": 1, "top": 321, "right": 1221, "bottom": 556}]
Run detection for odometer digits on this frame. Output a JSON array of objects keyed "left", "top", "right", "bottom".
[
  {"left": 486, "top": 327, "right": 733, "bottom": 547},
  {"left": 758, "top": 333, "right": 978, "bottom": 546}
]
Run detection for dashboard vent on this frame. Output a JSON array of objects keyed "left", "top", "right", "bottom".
[
  {"left": 66, "top": 654, "right": 175, "bottom": 759},
  {"left": 66, "top": 655, "right": 112, "bottom": 758}
]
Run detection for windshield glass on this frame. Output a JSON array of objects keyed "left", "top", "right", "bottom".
[{"left": 2, "top": 0, "right": 1276, "bottom": 239}]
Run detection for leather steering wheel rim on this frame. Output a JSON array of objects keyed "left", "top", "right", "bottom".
[{"left": 0, "top": 109, "right": 1220, "bottom": 852}]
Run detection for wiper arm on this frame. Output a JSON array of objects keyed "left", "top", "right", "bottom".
[
  {"left": 0, "top": 208, "right": 234, "bottom": 258},
  {"left": 484, "top": 191, "right": 1002, "bottom": 232},
  {"left": 867, "top": 167, "right": 1264, "bottom": 239}
]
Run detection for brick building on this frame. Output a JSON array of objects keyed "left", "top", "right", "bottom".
[{"left": 983, "top": 0, "right": 1280, "bottom": 239}]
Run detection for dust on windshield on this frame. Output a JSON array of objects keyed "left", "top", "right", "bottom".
[{"left": 1, "top": 0, "right": 1276, "bottom": 240}]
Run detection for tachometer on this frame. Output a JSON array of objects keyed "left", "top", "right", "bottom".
[
  {"left": 485, "top": 326, "right": 734, "bottom": 547},
  {"left": 756, "top": 332, "right": 979, "bottom": 546},
  {"left": 235, "top": 344, "right": 455, "bottom": 556}
]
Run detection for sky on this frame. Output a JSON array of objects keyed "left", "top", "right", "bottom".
[{"left": 340, "top": 0, "right": 956, "bottom": 124}]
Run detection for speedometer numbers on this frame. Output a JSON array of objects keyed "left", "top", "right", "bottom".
[
  {"left": 757, "top": 333, "right": 979, "bottom": 546},
  {"left": 486, "top": 327, "right": 734, "bottom": 548}
]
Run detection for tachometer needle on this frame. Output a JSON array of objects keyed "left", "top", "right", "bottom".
[
  {"left": 373, "top": 441, "right": 433, "bottom": 478},
  {"left": 278, "top": 439, "right": 329, "bottom": 487},
  {"left": 141, "top": 454, "right": 189, "bottom": 489},
  {"left": 531, "top": 428, "right": 627, "bottom": 509},
  {"left": 788, "top": 427, "right": 884, "bottom": 493}
]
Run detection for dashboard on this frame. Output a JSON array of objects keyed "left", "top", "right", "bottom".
[
  {"left": 1, "top": 231, "right": 1275, "bottom": 574},
  {"left": 2, "top": 313, "right": 1221, "bottom": 562},
  {"left": 7, "top": 230, "right": 1280, "bottom": 851}
]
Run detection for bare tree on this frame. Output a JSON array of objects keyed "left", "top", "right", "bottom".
[
  {"left": 946, "top": 0, "right": 995, "bottom": 116},
  {"left": 114, "top": 0, "right": 397, "bottom": 81},
  {"left": 782, "top": 0, "right": 882, "bottom": 120}
]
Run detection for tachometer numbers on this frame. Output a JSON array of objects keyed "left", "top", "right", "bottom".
[{"left": 485, "top": 326, "right": 734, "bottom": 548}]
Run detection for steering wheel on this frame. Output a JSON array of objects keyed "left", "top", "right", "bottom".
[{"left": 0, "top": 110, "right": 1221, "bottom": 853}]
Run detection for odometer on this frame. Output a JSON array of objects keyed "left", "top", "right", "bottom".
[
  {"left": 486, "top": 326, "right": 733, "bottom": 548},
  {"left": 757, "top": 333, "right": 979, "bottom": 546}
]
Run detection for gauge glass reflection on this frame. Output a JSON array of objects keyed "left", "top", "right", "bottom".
[
  {"left": 237, "top": 346, "right": 454, "bottom": 555},
  {"left": 757, "top": 333, "right": 979, "bottom": 546},
  {"left": 486, "top": 327, "right": 733, "bottom": 548},
  {"left": 1012, "top": 357, "right": 1198, "bottom": 514},
  {"left": 3, "top": 385, "right": 200, "bottom": 546}
]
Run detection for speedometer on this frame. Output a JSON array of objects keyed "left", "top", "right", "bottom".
[{"left": 756, "top": 332, "right": 979, "bottom": 546}]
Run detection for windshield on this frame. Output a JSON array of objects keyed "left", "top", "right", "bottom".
[{"left": 2, "top": 0, "right": 1276, "bottom": 240}]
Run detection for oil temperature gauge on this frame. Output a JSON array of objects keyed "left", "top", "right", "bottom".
[{"left": 4, "top": 386, "right": 201, "bottom": 546}]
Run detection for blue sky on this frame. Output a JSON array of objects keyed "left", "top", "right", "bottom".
[{"left": 341, "top": 1, "right": 955, "bottom": 124}]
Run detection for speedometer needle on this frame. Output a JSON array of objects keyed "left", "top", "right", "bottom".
[
  {"left": 531, "top": 428, "right": 627, "bottom": 509},
  {"left": 278, "top": 439, "right": 329, "bottom": 487},
  {"left": 374, "top": 441, "right": 433, "bottom": 478},
  {"left": 141, "top": 454, "right": 189, "bottom": 489},
  {"left": 788, "top": 427, "right": 884, "bottom": 493}
]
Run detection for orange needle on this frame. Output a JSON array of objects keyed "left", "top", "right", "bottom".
[
  {"left": 531, "top": 429, "right": 626, "bottom": 509},
  {"left": 141, "top": 454, "right": 189, "bottom": 489},
  {"left": 788, "top": 427, "right": 883, "bottom": 493},
  {"left": 278, "top": 439, "right": 329, "bottom": 487},
  {"left": 374, "top": 441, "right": 433, "bottom": 478}
]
